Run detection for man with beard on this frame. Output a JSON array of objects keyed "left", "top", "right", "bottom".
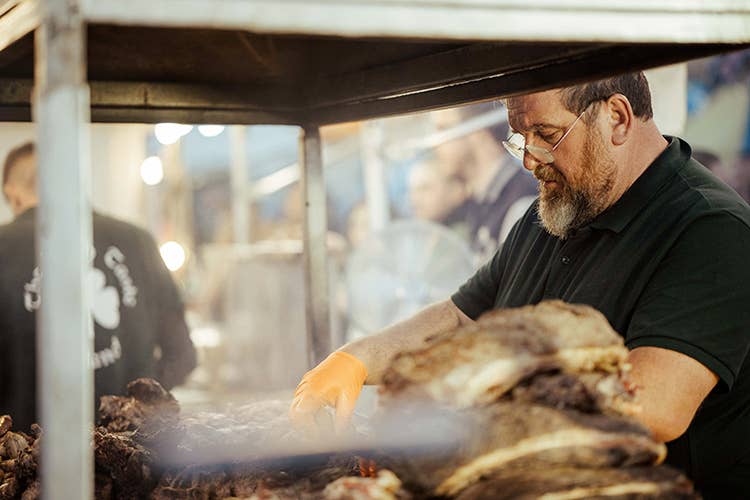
[{"left": 289, "top": 73, "right": 750, "bottom": 498}]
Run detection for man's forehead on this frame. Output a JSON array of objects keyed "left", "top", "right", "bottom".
[{"left": 506, "top": 90, "right": 568, "bottom": 130}]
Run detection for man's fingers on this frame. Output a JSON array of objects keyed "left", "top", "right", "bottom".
[
  {"left": 334, "top": 393, "right": 357, "bottom": 434},
  {"left": 294, "top": 380, "right": 309, "bottom": 398},
  {"left": 289, "top": 394, "right": 323, "bottom": 430}
]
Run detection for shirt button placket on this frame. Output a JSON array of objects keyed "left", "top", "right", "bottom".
[{"left": 561, "top": 255, "right": 571, "bottom": 265}]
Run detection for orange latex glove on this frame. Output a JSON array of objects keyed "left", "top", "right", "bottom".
[{"left": 289, "top": 351, "right": 368, "bottom": 434}]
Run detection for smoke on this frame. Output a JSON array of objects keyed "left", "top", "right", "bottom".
[{"left": 151, "top": 399, "right": 471, "bottom": 470}]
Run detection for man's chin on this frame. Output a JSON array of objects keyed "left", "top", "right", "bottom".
[{"left": 538, "top": 198, "right": 576, "bottom": 239}]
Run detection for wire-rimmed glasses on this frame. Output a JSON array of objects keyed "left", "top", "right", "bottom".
[{"left": 502, "top": 102, "right": 594, "bottom": 164}]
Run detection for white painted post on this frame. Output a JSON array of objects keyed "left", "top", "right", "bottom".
[
  {"left": 361, "top": 120, "right": 390, "bottom": 233},
  {"left": 34, "top": 0, "right": 93, "bottom": 498},
  {"left": 230, "top": 125, "right": 250, "bottom": 243}
]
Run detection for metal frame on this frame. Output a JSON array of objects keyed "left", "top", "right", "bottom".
[
  {"left": 33, "top": 0, "right": 93, "bottom": 498},
  {"left": 300, "top": 126, "right": 331, "bottom": 366},
  {"left": 1, "top": 0, "right": 749, "bottom": 497},
  {"left": 1, "top": 42, "right": 747, "bottom": 125},
  {"left": 83, "top": 0, "right": 750, "bottom": 43}
]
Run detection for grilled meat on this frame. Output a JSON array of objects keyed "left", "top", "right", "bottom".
[
  {"left": 456, "top": 466, "right": 698, "bottom": 499},
  {"left": 377, "top": 402, "right": 665, "bottom": 497},
  {"left": 382, "top": 301, "right": 630, "bottom": 410}
]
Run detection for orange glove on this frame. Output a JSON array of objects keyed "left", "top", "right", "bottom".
[{"left": 289, "top": 351, "right": 368, "bottom": 434}]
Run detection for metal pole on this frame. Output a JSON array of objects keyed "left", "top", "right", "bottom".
[
  {"left": 300, "top": 126, "right": 330, "bottom": 367},
  {"left": 361, "top": 120, "right": 389, "bottom": 233},
  {"left": 230, "top": 125, "right": 250, "bottom": 243},
  {"left": 34, "top": 0, "right": 93, "bottom": 498}
]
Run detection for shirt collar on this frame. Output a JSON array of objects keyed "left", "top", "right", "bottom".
[{"left": 587, "top": 136, "right": 690, "bottom": 234}]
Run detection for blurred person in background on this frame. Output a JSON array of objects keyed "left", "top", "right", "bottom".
[
  {"left": 432, "top": 103, "right": 538, "bottom": 261},
  {"left": 408, "top": 154, "right": 470, "bottom": 240},
  {"left": 734, "top": 155, "right": 750, "bottom": 203},
  {"left": 345, "top": 201, "right": 370, "bottom": 249},
  {"left": 0, "top": 142, "right": 197, "bottom": 430},
  {"left": 692, "top": 149, "right": 737, "bottom": 188}
]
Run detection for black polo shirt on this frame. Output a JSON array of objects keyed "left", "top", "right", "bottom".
[{"left": 452, "top": 137, "right": 750, "bottom": 498}]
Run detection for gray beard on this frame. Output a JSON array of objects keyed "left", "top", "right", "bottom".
[
  {"left": 536, "top": 137, "right": 615, "bottom": 239},
  {"left": 538, "top": 191, "right": 588, "bottom": 239}
]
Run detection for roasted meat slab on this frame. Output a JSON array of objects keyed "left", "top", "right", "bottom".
[
  {"left": 376, "top": 401, "right": 666, "bottom": 496},
  {"left": 382, "top": 301, "right": 630, "bottom": 409},
  {"left": 456, "top": 466, "right": 697, "bottom": 499},
  {"left": 374, "top": 301, "right": 697, "bottom": 498}
]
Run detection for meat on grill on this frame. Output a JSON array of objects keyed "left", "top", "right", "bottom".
[
  {"left": 382, "top": 301, "right": 632, "bottom": 411},
  {"left": 93, "top": 427, "right": 156, "bottom": 499},
  {"left": 323, "top": 470, "right": 409, "bottom": 500},
  {"left": 375, "top": 301, "right": 696, "bottom": 498},
  {"left": 376, "top": 401, "right": 666, "bottom": 497},
  {"left": 98, "top": 378, "right": 180, "bottom": 434},
  {"left": 0, "top": 417, "right": 39, "bottom": 500},
  {"left": 4, "top": 300, "right": 700, "bottom": 499},
  {"left": 456, "top": 466, "right": 697, "bottom": 499}
]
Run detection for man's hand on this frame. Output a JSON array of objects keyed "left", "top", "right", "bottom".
[
  {"left": 288, "top": 299, "right": 471, "bottom": 434},
  {"left": 289, "top": 351, "right": 368, "bottom": 434}
]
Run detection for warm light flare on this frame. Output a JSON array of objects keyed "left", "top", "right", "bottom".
[
  {"left": 160, "top": 241, "right": 186, "bottom": 271},
  {"left": 140, "top": 156, "right": 164, "bottom": 186},
  {"left": 155, "top": 123, "right": 193, "bottom": 145}
]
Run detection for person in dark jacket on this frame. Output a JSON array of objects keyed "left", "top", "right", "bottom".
[{"left": 0, "top": 142, "right": 197, "bottom": 430}]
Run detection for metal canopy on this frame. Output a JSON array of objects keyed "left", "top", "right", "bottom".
[{"left": 0, "top": 0, "right": 749, "bottom": 125}]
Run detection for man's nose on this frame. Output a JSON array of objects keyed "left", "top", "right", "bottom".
[{"left": 522, "top": 151, "right": 541, "bottom": 172}]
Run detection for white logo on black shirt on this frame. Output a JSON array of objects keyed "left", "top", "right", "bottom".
[
  {"left": 23, "top": 245, "right": 138, "bottom": 328},
  {"left": 89, "top": 266, "right": 120, "bottom": 329},
  {"left": 93, "top": 335, "right": 121, "bottom": 369}
]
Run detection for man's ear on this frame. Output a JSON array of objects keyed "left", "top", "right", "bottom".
[
  {"left": 3, "top": 184, "right": 20, "bottom": 214},
  {"left": 604, "top": 94, "right": 634, "bottom": 146},
  {"left": 2, "top": 184, "right": 13, "bottom": 204}
]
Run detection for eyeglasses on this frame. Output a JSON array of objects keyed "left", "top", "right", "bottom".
[{"left": 502, "top": 101, "right": 595, "bottom": 165}]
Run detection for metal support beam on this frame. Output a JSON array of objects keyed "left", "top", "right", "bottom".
[
  {"left": 0, "top": 78, "right": 305, "bottom": 124},
  {"left": 34, "top": 0, "right": 93, "bottom": 498},
  {"left": 306, "top": 42, "right": 748, "bottom": 125},
  {"left": 300, "top": 126, "right": 330, "bottom": 367},
  {"left": 360, "top": 120, "right": 389, "bottom": 234},
  {"left": 84, "top": 0, "right": 750, "bottom": 44},
  {"left": 230, "top": 126, "right": 250, "bottom": 243}
]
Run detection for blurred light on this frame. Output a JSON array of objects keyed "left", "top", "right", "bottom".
[
  {"left": 140, "top": 156, "right": 164, "bottom": 186},
  {"left": 160, "top": 241, "right": 186, "bottom": 271},
  {"left": 198, "top": 125, "right": 225, "bottom": 138},
  {"left": 155, "top": 123, "right": 193, "bottom": 145},
  {"left": 190, "top": 326, "right": 222, "bottom": 348}
]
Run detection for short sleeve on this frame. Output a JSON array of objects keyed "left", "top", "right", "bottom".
[
  {"left": 626, "top": 213, "right": 750, "bottom": 392},
  {"left": 451, "top": 247, "right": 505, "bottom": 320}
]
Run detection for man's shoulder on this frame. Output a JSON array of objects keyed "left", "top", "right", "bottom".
[
  {"left": 92, "top": 213, "right": 159, "bottom": 262},
  {"left": 671, "top": 158, "right": 750, "bottom": 229},
  {"left": 93, "top": 212, "right": 153, "bottom": 241}
]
